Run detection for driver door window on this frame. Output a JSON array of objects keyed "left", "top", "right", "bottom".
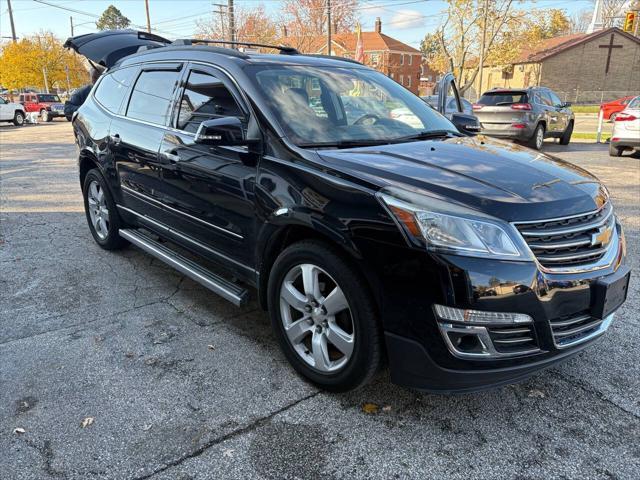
[{"left": 177, "top": 70, "right": 244, "bottom": 133}]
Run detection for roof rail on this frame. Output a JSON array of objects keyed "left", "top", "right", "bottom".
[
  {"left": 302, "top": 54, "right": 363, "bottom": 65},
  {"left": 173, "top": 38, "right": 299, "bottom": 54}
]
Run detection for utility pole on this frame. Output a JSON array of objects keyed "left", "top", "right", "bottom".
[
  {"left": 477, "top": 0, "right": 489, "bottom": 96},
  {"left": 213, "top": 3, "right": 228, "bottom": 44},
  {"left": 326, "top": 0, "right": 332, "bottom": 56},
  {"left": 144, "top": 0, "right": 151, "bottom": 33},
  {"left": 7, "top": 0, "right": 17, "bottom": 42},
  {"left": 228, "top": 0, "right": 235, "bottom": 44},
  {"left": 70, "top": 16, "right": 74, "bottom": 37}
]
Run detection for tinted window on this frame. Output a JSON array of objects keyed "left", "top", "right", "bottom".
[
  {"left": 177, "top": 70, "right": 243, "bottom": 133},
  {"left": 0, "top": 98, "right": 5, "bottom": 105},
  {"left": 536, "top": 90, "right": 553, "bottom": 106},
  {"left": 478, "top": 91, "right": 528, "bottom": 106},
  {"left": 127, "top": 69, "right": 181, "bottom": 125},
  {"left": 37, "top": 94, "right": 60, "bottom": 102},
  {"left": 628, "top": 97, "right": 640, "bottom": 109},
  {"left": 94, "top": 67, "right": 137, "bottom": 113},
  {"left": 547, "top": 90, "right": 562, "bottom": 107}
]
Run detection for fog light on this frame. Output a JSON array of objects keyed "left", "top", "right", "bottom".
[{"left": 434, "top": 305, "right": 533, "bottom": 325}]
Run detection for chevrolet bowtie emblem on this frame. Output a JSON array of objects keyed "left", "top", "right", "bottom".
[{"left": 591, "top": 225, "right": 613, "bottom": 247}]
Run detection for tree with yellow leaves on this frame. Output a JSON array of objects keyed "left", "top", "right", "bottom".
[{"left": 0, "top": 32, "right": 88, "bottom": 93}]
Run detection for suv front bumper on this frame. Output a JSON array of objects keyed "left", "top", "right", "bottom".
[{"left": 380, "top": 229, "right": 629, "bottom": 393}]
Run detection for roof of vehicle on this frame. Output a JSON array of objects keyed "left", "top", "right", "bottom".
[{"left": 116, "top": 45, "right": 369, "bottom": 70}]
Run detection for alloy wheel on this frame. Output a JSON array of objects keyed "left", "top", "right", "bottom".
[
  {"left": 279, "top": 263, "right": 355, "bottom": 373},
  {"left": 536, "top": 127, "right": 544, "bottom": 149},
  {"left": 87, "top": 180, "right": 110, "bottom": 240}
]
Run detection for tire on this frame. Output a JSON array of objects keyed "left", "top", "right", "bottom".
[
  {"left": 559, "top": 121, "right": 573, "bottom": 145},
  {"left": 527, "top": 124, "right": 545, "bottom": 150},
  {"left": 267, "top": 240, "right": 383, "bottom": 392},
  {"left": 40, "top": 109, "right": 50, "bottom": 122},
  {"left": 609, "top": 143, "right": 623, "bottom": 157},
  {"left": 13, "top": 111, "right": 25, "bottom": 126},
  {"left": 82, "top": 169, "right": 128, "bottom": 250}
]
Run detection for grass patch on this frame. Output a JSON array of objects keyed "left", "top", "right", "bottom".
[
  {"left": 571, "top": 105, "right": 600, "bottom": 114},
  {"left": 571, "top": 132, "right": 602, "bottom": 140}
]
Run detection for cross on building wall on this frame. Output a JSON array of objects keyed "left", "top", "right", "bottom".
[{"left": 599, "top": 33, "right": 623, "bottom": 75}]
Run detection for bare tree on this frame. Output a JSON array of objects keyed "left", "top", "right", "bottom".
[
  {"left": 570, "top": 8, "right": 592, "bottom": 33},
  {"left": 195, "top": 4, "right": 278, "bottom": 47},
  {"left": 279, "top": 0, "right": 358, "bottom": 51},
  {"left": 436, "top": 0, "right": 521, "bottom": 94},
  {"left": 601, "top": 0, "right": 628, "bottom": 28}
]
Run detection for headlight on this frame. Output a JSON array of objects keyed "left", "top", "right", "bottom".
[{"left": 378, "top": 186, "right": 532, "bottom": 261}]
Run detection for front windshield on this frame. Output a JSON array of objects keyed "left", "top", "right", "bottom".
[
  {"left": 38, "top": 94, "right": 61, "bottom": 102},
  {"left": 246, "top": 65, "right": 456, "bottom": 146}
]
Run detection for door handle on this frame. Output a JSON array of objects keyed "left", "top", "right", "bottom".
[{"left": 109, "top": 134, "right": 121, "bottom": 145}]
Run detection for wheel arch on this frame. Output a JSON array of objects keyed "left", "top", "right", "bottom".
[
  {"left": 79, "top": 149, "right": 101, "bottom": 187},
  {"left": 256, "top": 218, "right": 380, "bottom": 311}
]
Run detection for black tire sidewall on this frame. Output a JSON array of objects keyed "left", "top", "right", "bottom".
[
  {"left": 560, "top": 121, "right": 573, "bottom": 145},
  {"left": 82, "top": 169, "right": 126, "bottom": 250},
  {"left": 13, "top": 111, "right": 24, "bottom": 126},
  {"left": 531, "top": 124, "right": 544, "bottom": 150},
  {"left": 267, "top": 241, "right": 381, "bottom": 392}
]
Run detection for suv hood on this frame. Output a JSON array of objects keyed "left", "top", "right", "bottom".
[
  {"left": 64, "top": 30, "right": 170, "bottom": 68},
  {"left": 317, "top": 136, "right": 606, "bottom": 222}
]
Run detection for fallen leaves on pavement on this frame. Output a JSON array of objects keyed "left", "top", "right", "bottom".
[{"left": 80, "top": 417, "right": 94, "bottom": 428}]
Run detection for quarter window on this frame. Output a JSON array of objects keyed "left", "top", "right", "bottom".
[
  {"left": 126, "top": 69, "right": 181, "bottom": 125},
  {"left": 94, "top": 66, "right": 137, "bottom": 114},
  {"left": 177, "top": 70, "right": 243, "bottom": 133}
]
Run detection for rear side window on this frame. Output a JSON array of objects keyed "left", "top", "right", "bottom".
[
  {"left": 127, "top": 69, "right": 181, "bottom": 125},
  {"left": 94, "top": 67, "right": 137, "bottom": 113},
  {"left": 177, "top": 70, "right": 243, "bottom": 133},
  {"left": 478, "top": 91, "right": 528, "bottom": 106}
]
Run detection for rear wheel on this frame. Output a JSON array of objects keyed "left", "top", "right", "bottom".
[
  {"left": 13, "top": 111, "right": 25, "bottom": 126},
  {"left": 559, "top": 121, "right": 573, "bottom": 145},
  {"left": 82, "top": 169, "right": 128, "bottom": 250},
  {"left": 609, "top": 143, "right": 623, "bottom": 157},
  {"left": 268, "top": 241, "right": 382, "bottom": 392},
  {"left": 528, "top": 124, "right": 545, "bottom": 150}
]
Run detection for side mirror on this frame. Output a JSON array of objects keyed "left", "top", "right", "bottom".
[
  {"left": 562, "top": 102, "right": 572, "bottom": 108},
  {"left": 195, "top": 117, "right": 247, "bottom": 146},
  {"left": 450, "top": 112, "right": 481, "bottom": 136}
]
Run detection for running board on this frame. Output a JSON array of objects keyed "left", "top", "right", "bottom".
[{"left": 119, "top": 229, "right": 249, "bottom": 306}]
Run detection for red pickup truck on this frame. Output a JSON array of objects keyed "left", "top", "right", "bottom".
[{"left": 19, "top": 92, "right": 65, "bottom": 121}]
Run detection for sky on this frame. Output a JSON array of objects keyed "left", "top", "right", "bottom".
[{"left": 1, "top": 0, "right": 596, "bottom": 48}]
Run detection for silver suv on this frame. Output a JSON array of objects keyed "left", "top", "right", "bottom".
[{"left": 473, "top": 87, "right": 574, "bottom": 150}]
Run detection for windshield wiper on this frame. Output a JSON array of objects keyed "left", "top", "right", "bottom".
[
  {"left": 297, "top": 139, "right": 392, "bottom": 149},
  {"left": 390, "top": 130, "right": 460, "bottom": 143}
]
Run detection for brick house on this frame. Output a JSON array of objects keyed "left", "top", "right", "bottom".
[
  {"left": 475, "top": 27, "right": 640, "bottom": 102},
  {"left": 281, "top": 18, "right": 422, "bottom": 94}
]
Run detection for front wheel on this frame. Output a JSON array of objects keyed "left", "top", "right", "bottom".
[
  {"left": 559, "top": 121, "right": 573, "bottom": 145},
  {"left": 40, "top": 109, "right": 50, "bottom": 122},
  {"left": 528, "top": 124, "right": 545, "bottom": 150},
  {"left": 268, "top": 241, "right": 383, "bottom": 392},
  {"left": 13, "top": 111, "right": 25, "bottom": 126},
  {"left": 82, "top": 169, "right": 128, "bottom": 250}
]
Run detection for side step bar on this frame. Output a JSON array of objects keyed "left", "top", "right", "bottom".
[{"left": 119, "top": 228, "right": 249, "bottom": 306}]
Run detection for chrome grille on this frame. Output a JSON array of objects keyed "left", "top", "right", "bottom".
[
  {"left": 549, "top": 311, "right": 606, "bottom": 348},
  {"left": 514, "top": 202, "right": 615, "bottom": 268},
  {"left": 487, "top": 324, "right": 539, "bottom": 355}
]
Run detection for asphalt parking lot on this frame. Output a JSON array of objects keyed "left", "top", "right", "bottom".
[{"left": 1, "top": 121, "right": 639, "bottom": 479}]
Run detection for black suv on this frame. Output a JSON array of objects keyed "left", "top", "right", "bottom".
[{"left": 66, "top": 31, "right": 630, "bottom": 393}]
